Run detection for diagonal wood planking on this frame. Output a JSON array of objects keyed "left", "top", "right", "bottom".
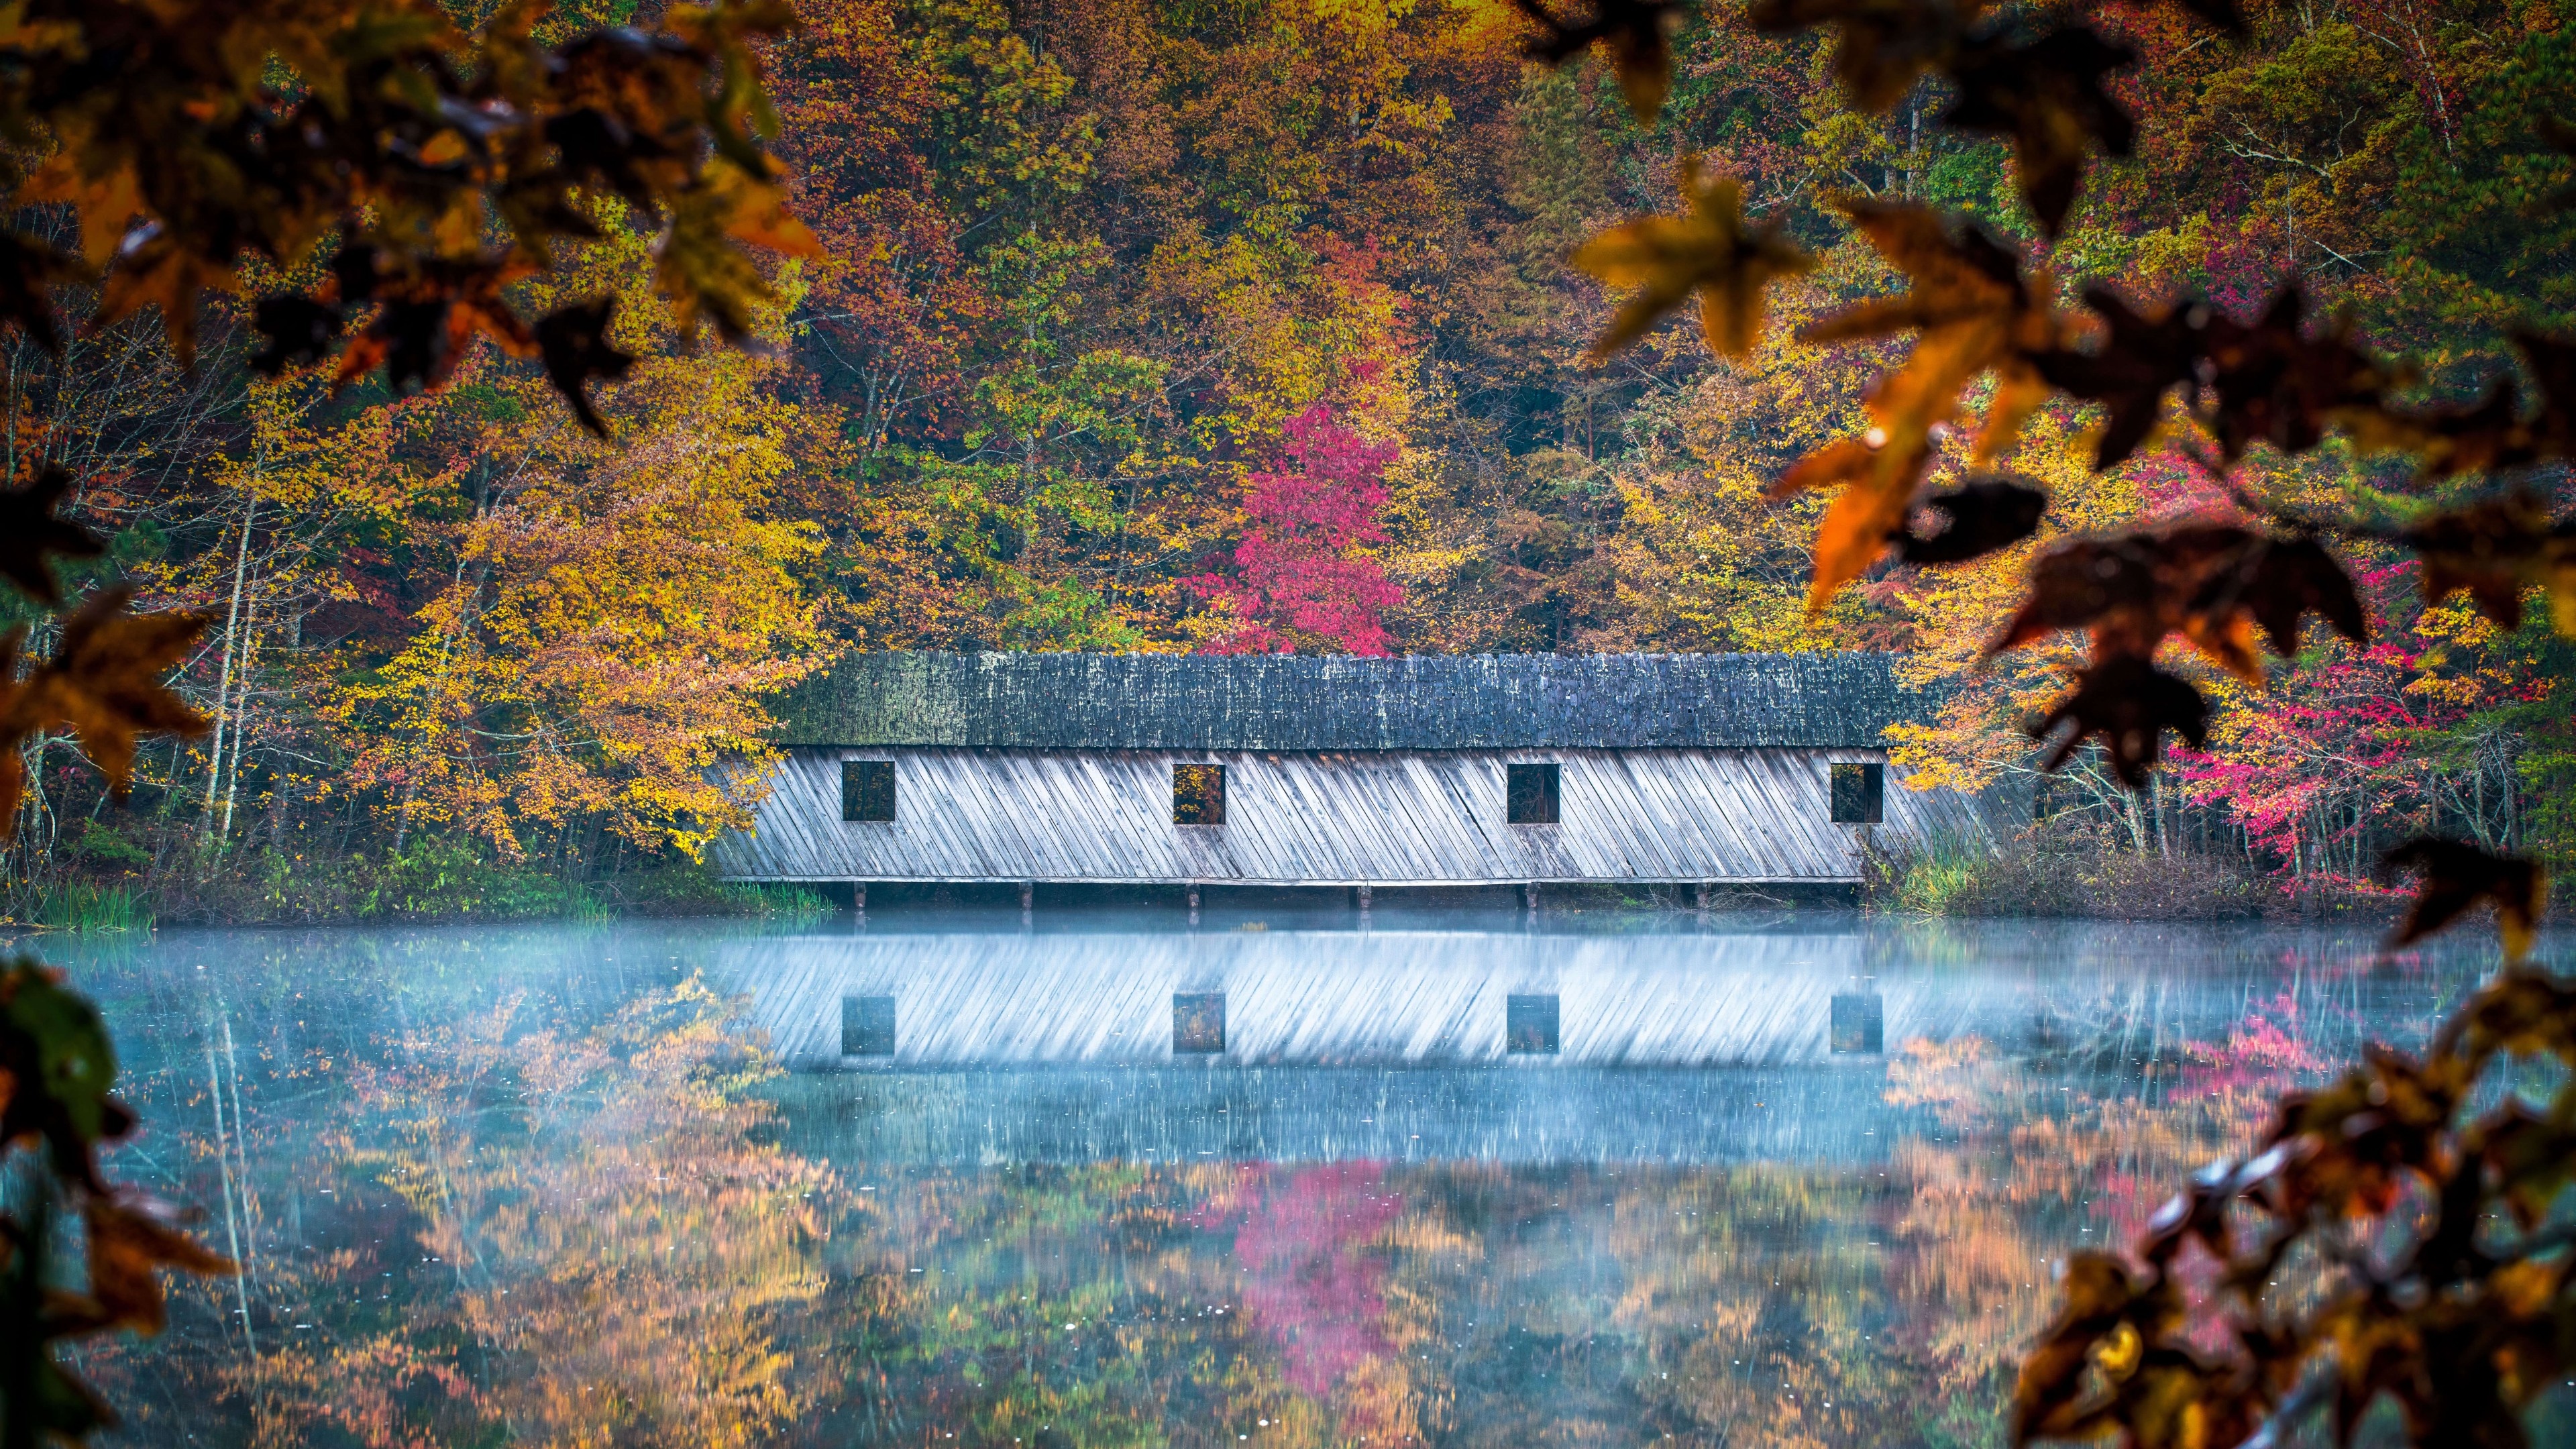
[{"left": 711, "top": 746, "right": 1988, "bottom": 884}]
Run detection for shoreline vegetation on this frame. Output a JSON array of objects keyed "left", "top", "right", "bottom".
[
  {"left": 6, "top": 814, "right": 2506, "bottom": 932},
  {"left": 1863, "top": 822, "right": 2345, "bottom": 922},
  {"left": 5, "top": 839, "right": 832, "bottom": 932}
]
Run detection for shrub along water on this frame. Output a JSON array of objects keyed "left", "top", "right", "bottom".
[{"left": 1866, "top": 822, "right": 2269, "bottom": 920}]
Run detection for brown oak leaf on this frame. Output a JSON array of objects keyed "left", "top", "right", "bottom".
[
  {"left": 1784, "top": 199, "right": 2060, "bottom": 606},
  {"left": 2204, "top": 535, "right": 2368, "bottom": 658},
  {"left": 535, "top": 298, "right": 638, "bottom": 438},
  {"left": 1990, "top": 525, "right": 2362, "bottom": 685},
  {"left": 1893, "top": 478, "right": 2047, "bottom": 565},
  {"left": 93, "top": 234, "right": 236, "bottom": 370},
  {"left": 81, "top": 1191, "right": 237, "bottom": 1336},
  {"left": 2359, "top": 331, "right": 2576, "bottom": 480},
  {"left": 1943, "top": 25, "right": 2137, "bottom": 237},
  {"left": 1568, "top": 162, "right": 1815, "bottom": 360},
  {"left": 2032, "top": 288, "right": 2212, "bottom": 469},
  {"left": 2028, "top": 655, "right": 2210, "bottom": 789},
  {"left": 2400, "top": 493, "right": 2576, "bottom": 635},
  {"left": 1803, "top": 199, "right": 2062, "bottom": 465},
  {"left": 1511, "top": 0, "right": 1687, "bottom": 123},
  {"left": 335, "top": 260, "right": 540, "bottom": 398},
  {"left": 250, "top": 293, "right": 343, "bottom": 376},
  {"left": 1748, "top": 0, "right": 1986, "bottom": 113},
  {"left": 2012, "top": 1253, "right": 2159, "bottom": 1442},
  {"left": 2380, "top": 838, "right": 2546, "bottom": 963},
  {"left": 0, "top": 470, "right": 106, "bottom": 605},
  {"left": 0, "top": 587, "right": 210, "bottom": 830},
  {"left": 1771, "top": 429, "right": 1935, "bottom": 610},
  {"left": 2202, "top": 287, "right": 2394, "bottom": 462}
]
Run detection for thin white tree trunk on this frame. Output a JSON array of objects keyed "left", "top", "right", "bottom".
[
  {"left": 217, "top": 600, "right": 258, "bottom": 841},
  {"left": 202, "top": 490, "right": 258, "bottom": 826}
]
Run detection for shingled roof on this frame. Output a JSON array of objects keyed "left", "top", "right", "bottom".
[{"left": 771, "top": 651, "right": 1929, "bottom": 750}]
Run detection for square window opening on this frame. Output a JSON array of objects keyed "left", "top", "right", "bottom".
[
  {"left": 1829, "top": 993, "right": 1884, "bottom": 1055},
  {"left": 1173, "top": 763, "right": 1227, "bottom": 826},
  {"left": 1173, "top": 992, "right": 1226, "bottom": 1054},
  {"left": 842, "top": 995, "right": 896, "bottom": 1057},
  {"left": 1505, "top": 994, "right": 1560, "bottom": 1055},
  {"left": 1506, "top": 763, "right": 1562, "bottom": 825},
  {"left": 1829, "top": 762, "right": 1884, "bottom": 824},
  {"left": 843, "top": 760, "right": 896, "bottom": 822}
]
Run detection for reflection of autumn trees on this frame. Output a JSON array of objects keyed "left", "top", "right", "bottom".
[
  {"left": 83, "top": 957, "right": 2448, "bottom": 1449},
  {"left": 792, "top": 1163, "right": 1374, "bottom": 1449},
  {"left": 101, "top": 978, "right": 832, "bottom": 1448},
  {"left": 796, "top": 1161, "right": 1902, "bottom": 1448},
  {"left": 1871, "top": 990, "right": 2380, "bottom": 1446},
  {"left": 780, "top": 1008, "right": 2365, "bottom": 1449}
]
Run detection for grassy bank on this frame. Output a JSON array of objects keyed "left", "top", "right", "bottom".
[{"left": 7, "top": 833, "right": 832, "bottom": 931}]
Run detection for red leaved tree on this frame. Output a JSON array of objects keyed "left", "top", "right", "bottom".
[{"left": 1189, "top": 405, "right": 1404, "bottom": 656}]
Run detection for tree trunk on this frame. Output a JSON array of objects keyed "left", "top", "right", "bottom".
[{"left": 201, "top": 490, "right": 258, "bottom": 829}]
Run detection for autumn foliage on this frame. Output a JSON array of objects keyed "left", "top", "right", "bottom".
[
  {"left": 0, "top": 0, "right": 2570, "bottom": 1440},
  {"left": 1189, "top": 406, "right": 1405, "bottom": 657}
]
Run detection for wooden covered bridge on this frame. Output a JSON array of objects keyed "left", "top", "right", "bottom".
[{"left": 710, "top": 651, "right": 1993, "bottom": 902}]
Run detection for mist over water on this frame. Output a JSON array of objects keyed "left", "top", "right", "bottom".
[{"left": 45, "top": 909, "right": 2566, "bottom": 1448}]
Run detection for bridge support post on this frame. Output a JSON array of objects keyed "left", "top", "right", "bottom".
[
  {"left": 1019, "top": 881, "right": 1034, "bottom": 926},
  {"left": 1694, "top": 881, "right": 1709, "bottom": 915},
  {"left": 1355, "top": 883, "right": 1372, "bottom": 916},
  {"left": 852, "top": 881, "right": 867, "bottom": 918},
  {"left": 1523, "top": 882, "right": 1540, "bottom": 915},
  {"left": 1187, "top": 883, "right": 1201, "bottom": 926}
]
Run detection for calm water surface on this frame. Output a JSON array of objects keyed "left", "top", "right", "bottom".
[{"left": 33, "top": 907, "right": 2569, "bottom": 1448}]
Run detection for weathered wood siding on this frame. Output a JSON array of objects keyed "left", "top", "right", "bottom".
[{"left": 710, "top": 746, "right": 1984, "bottom": 884}]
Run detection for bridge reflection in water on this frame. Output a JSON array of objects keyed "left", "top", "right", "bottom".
[
  {"left": 711, "top": 927, "right": 1982, "bottom": 1069},
  {"left": 46, "top": 916, "right": 2539, "bottom": 1449},
  {"left": 704, "top": 920, "right": 2400, "bottom": 1169}
]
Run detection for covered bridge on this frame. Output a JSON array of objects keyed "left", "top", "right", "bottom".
[{"left": 710, "top": 651, "right": 1992, "bottom": 897}]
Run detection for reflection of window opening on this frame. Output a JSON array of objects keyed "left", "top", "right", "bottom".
[
  {"left": 842, "top": 995, "right": 896, "bottom": 1057},
  {"left": 1829, "top": 993, "right": 1884, "bottom": 1054},
  {"left": 1173, "top": 763, "right": 1226, "bottom": 825},
  {"left": 1829, "top": 762, "right": 1884, "bottom": 824},
  {"left": 1505, "top": 994, "right": 1560, "bottom": 1055},
  {"left": 1173, "top": 993, "right": 1226, "bottom": 1054},
  {"left": 843, "top": 761, "right": 896, "bottom": 822},
  {"left": 1506, "top": 763, "right": 1561, "bottom": 824}
]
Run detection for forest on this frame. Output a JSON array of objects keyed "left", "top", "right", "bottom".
[
  {"left": 0, "top": 6, "right": 2569, "bottom": 1446},
  {"left": 5, "top": 0, "right": 2574, "bottom": 921}
]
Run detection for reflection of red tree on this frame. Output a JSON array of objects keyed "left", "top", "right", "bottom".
[{"left": 1229, "top": 1163, "right": 1405, "bottom": 1396}]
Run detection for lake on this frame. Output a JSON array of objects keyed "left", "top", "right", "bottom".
[{"left": 34, "top": 906, "right": 2570, "bottom": 1448}]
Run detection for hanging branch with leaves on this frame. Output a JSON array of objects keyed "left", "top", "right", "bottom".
[
  {"left": 0, "top": 2, "right": 820, "bottom": 1441},
  {"left": 1511, "top": 3, "right": 2574, "bottom": 1445},
  {"left": 1524, "top": 0, "right": 2575, "bottom": 795},
  {"left": 1, "top": 0, "right": 814, "bottom": 437},
  {"left": 2013, "top": 839, "right": 2566, "bottom": 1449}
]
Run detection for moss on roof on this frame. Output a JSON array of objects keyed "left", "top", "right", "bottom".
[{"left": 771, "top": 651, "right": 1930, "bottom": 750}]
